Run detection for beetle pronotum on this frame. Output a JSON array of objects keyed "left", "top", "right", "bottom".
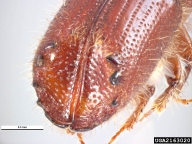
[{"left": 32, "top": 0, "right": 192, "bottom": 143}]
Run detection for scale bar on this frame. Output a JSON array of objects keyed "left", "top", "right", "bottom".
[{"left": 1, "top": 126, "right": 44, "bottom": 130}]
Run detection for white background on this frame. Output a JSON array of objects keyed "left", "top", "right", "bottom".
[{"left": 0, "top": 0, "right": 191, "bottom": 144}]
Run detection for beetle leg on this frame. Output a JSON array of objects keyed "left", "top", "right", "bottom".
[
  {"left": 140, "top": 58, "right": 191, "bottom": 121},
  {"left": 171, "top": 24, "right": 192, "bottom": 104},
  {"left": 140, "top": 24, "right": 192, "bottom": 121},
  {"left": 108, "top": 85, "right": 155, "bottom": 144},
  {"left": 77, "top": 133, "right": 85, "bottom": 144},
  {"left": 65, "top": 129, "right": 85, "bottom": 144},
  {"left": 173, "top": 97, "right": 192, "bottom": 104},
  {"left": 171, "top": 64, "right": 192, "bottom": 105}
]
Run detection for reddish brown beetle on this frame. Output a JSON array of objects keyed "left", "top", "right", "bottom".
[{"left": 32, "top": 0, "right": 192, "bottom": 143}]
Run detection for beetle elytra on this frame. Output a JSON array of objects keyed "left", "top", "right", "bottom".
[{"left": 32, "top": 0, "right": 192, "bottom": 143}]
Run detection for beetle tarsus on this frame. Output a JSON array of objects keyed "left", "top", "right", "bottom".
[{"left": 77, "top": 133, "right": 85, "bottom": 144}]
